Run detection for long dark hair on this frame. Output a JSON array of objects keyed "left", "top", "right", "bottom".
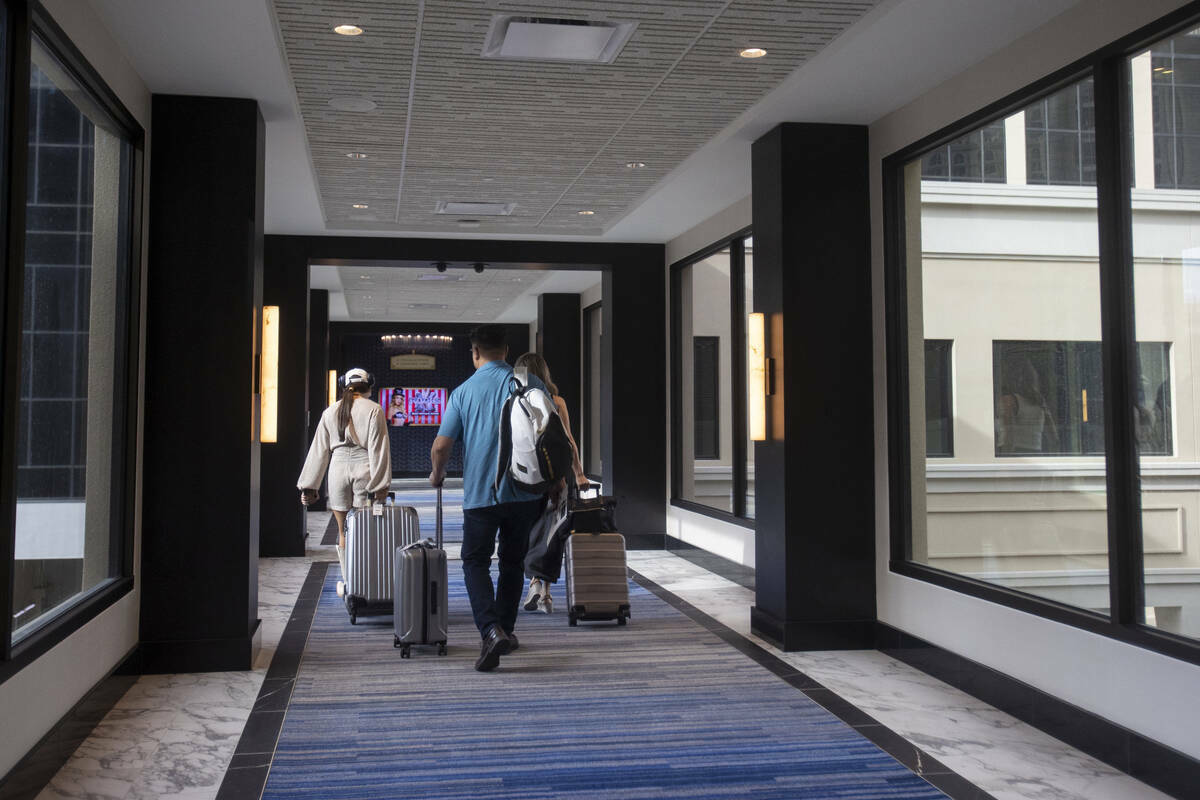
[
  {"left": 337, "top": 383, "right": 368, "bottom": 441},
  {"left": 515, "top": 352, "right": 558, "bottom": 396}
]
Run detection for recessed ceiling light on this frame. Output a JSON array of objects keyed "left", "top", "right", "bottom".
[
  {"left": 359, "top": 274, "right": 369, "bottom": 278},
  {"left": 346, "top": 151, "right": 368, "bottom": 159},
  {"left": 578, "top": 210, "right": 595, "bottom": 216},
  {"left": 334, "top": 24, "right": 363, "bottom": 36},
  {"left": 740, "top": 47, "right": 768, "bottom": 59},
  {"left": 352, "top": 203, "right": 369, "bottom": 209},
  {"left": 625, "top": 161, "right": 646, "bottom": 169},
  {"left": 328, "top": 96, "right": 377, "bottom": 112}
]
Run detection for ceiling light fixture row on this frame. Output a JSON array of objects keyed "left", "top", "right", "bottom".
[
  {"left": 578, "top": 210, "right": 595, "bottom": 216},
  {"left": 625, "top": 161, "right": 646, "bottom": 169},
  {"left": 739, "top": 47, "right": 767, "bottom": 59},
  {"left": 346, "top": 151, "right": 368, "bottom": 159},
  {"left": 352, "top": 203, "right": 369, "bottom": 209},
  {"left": 334, "top": 24, "right": 363, "bottom": 36}
]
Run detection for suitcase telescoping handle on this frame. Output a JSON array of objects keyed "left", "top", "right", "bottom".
[{"left": 436, "top": 486, "right": 443, "bottom": 549}]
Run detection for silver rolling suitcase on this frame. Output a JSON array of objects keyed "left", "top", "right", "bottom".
[
  {"left": 340, "top": 494, "right": 420, "bottom": 624},
  {"left": 393, "top": 486, "right": 449, "bottom": 657},
  {"left": 565, "top": 531, "right": 631, "bottom": 626}
]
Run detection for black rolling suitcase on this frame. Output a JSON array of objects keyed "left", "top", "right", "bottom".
[{"left": 393, "top": 486, "right": 449, "bottom": 657}]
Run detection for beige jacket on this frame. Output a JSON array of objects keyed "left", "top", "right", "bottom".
[{"left": 297, "top": 397, "right": 391, "bottom": 494}]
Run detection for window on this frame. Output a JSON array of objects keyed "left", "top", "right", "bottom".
[
  {"left": 993, "top": 341, "right": 1171, "bottom": 457},
  {"left": 671, "top": 232, "right": 753, "bottom": 522},
  {"left": 1026, "top": 79, "right": 1096, "bottom": 185},
  {"left": 887, "top": 13, "right": 1200, "bottom": 662},
  {"left": 924, "top": 340, "right": 953, "bottom": 458},
  {"left": 2, "top": 6, "right": 141, "bottom": 669},
  {"left": 920, "top": 122, "right": 1006, "bottom": 182}
]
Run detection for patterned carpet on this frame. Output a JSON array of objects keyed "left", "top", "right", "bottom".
[
  {"left": 261, "top": 567, "right": 947, "bottom": 799},
  {"left": 320, "top": 487, "right": 466, "bottom": 545}
]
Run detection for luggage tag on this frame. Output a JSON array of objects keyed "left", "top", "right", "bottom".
[{"left": 372, "top": 502, "right": 384, "bottom": 517}]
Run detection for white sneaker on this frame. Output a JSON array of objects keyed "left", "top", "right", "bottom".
[
  {"left": 523, "top": 579, "right": 543, "bottom": 611},
  {"left": 539, "top": 591, "right": 553, "bottom": 614}
]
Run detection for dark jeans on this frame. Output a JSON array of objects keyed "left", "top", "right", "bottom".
[{"left": 460, "top": 497, "right": 544, "bottom": 637}]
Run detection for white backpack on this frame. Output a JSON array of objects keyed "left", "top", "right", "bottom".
[{"left": 495, "top": 372, "right": 573, "bottom": 495}]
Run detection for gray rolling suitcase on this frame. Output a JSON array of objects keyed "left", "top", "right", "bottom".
[
  {"left": 393, "top": 486, "right": 449, "bottom": 657},
  {"left": 565, "top": 531, "right": 631, "bottom": 626},
  {"left": 341, "top": 494, "right": 421, "bottom": 624}
]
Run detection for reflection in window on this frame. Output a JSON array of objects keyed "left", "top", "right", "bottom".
[
  {"left": 992, "top": 341, "right": 1171, "bottom": 457},
  {"left": 13, "top": 40, "right": 132, "bottom": 641}
]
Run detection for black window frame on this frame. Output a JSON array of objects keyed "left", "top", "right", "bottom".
[
  {"left": 884, "top": 4, "right": 1200, "bottom": 668},
  {"left": 670, "top": 228, "right": 755, "bottom": 528},
  {"left": 0, "top": 0, "right": 143, "bottom": 684}
]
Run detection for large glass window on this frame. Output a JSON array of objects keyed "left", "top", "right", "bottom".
[
  {"left": 10, "top": 36, "right": 135, "bottom": 643},
  {"left": 891, "top": 14, "right": 1200, "bottom": 660},
  {"left": 1132, "top": 28, "right": 1200, "bottom": 640},
  {"left": 672, "top": 234, "right": 753, "bottom": 522},
  {"left": 899, "top": 74, "right": 1108, "bottom": 612},
  {"left": 920, "top": 122, "right": 1006, "bottom": 182}
]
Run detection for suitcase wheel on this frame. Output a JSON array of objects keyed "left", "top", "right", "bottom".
[
  {"left": 350, "top": 614, "right": 357, "bottom": 625},
  {"left": 400, "top": 646, "right": 411, "bottom": 658},
  {"left": 393, "top": 636, "right": 401, "bottom": 649},
  {"left": 568, "top": 612, "right": 578, "bottom": 627},
  {"left": 438, "top": 643, "right": 447, "bottom": 656},
  {"left": 617, "top": 616, "right": 627, "bottom": 626}
]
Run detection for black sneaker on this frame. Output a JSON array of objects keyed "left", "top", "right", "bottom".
[{"left": 474, "top": 625, "right": 512, "bottom": 672}]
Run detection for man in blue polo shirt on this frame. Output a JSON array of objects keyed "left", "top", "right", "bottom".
[{"left": 430, "top": 325, "right": 546, "bottom": 671}]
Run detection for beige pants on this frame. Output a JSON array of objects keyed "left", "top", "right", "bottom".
[{"left": 327, "top": 448, "right": 372, "bottom": 512}]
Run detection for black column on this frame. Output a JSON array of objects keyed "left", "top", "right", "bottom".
[
  {"left": 259, "top": 243, "right": 310, "bottom": 556},
  {"left": 305, "top": 290, "right": 329, "bottom": 511},
  {"left": 141, "top": 96, "right": 264, "bottom": 672},
  {"left": 749, "top": 123, "right": 875, "bottom": 650},
  {"left": 604, "top": 269, "right": 666, "bottom": 546},
  {"left": 537, "top": 293, "right": 582, "bottom": 444}
]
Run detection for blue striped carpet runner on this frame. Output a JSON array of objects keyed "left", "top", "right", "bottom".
[{"left": 261, "top": 563, "right": 947, "bottom": 799}]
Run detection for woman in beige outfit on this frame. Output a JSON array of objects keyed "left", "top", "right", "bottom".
[{"left": 297, "top": 368, "right": 392, "bottom": 574}]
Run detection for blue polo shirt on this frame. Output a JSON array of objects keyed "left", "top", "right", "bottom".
[{"left": 438, "top": 360, "right": 546, "bottom": 510}]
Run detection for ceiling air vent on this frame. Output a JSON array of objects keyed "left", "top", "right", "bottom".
[
  {"left": 435, "top": 201, "right": 515, "bottom": 216},
  {"left": 481, "top": 16, "right": 637, "bottom": 64}
]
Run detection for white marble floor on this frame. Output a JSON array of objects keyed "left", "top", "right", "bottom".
[
  {"left": 33, "top": 514, "right": 1167, "bottom": 800},
  {"left": 626, "top": 550, "right": 1170, "bottom": 800}
]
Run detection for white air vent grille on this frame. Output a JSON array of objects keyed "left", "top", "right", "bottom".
[
  {"left": 435, "top": 201, "right": 515, "bottom": 216},
  {"left": 481, "top": 15, "right": 637, "bottom": 64}
]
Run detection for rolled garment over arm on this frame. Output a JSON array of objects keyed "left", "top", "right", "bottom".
[
  {"left": 365, "top": 405, "right": 391, "bottom": 494},
  {"left": 297, "top": 413, "right": 332, "bottom": 490}
]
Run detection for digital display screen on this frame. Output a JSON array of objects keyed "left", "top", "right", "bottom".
[{"left": 382, "top": 387, "right": 446, "bottom": 427}]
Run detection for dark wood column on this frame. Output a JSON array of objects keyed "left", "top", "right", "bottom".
[
  {"left": 141, "top": 95, "right": 264, "bottom": 672},
  {"left": 259, "top": 243, "right": 310, "bottom": 556},
  {"left": 749, "top": 123, "right": 875, "bottom": 650},
  {"left": 537, "top": 293, "right": 582, "bottom": 445}
]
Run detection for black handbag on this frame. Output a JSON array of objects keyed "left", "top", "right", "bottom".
[{"left": 524, "top": 492, "right": 571, "bottom": 583}]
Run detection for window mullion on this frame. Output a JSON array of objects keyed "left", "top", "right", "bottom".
[
  {"left": 1093, "top": 54, "right": 1145, "bottom": 627},
  {"left": 730, "top": 238, "right": 747, "bottom": 519}
]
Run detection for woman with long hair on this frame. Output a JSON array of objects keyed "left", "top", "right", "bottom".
[
  {"left": 297, "top": 368, "right": 392, "bottom": 575},
  {"left": 514, "top": 352, "right": 589, "bottom": 613}
]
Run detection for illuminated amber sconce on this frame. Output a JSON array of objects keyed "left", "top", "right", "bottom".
[
  {"left": 260, "top": 306, "right": 279, "bottom": 443},
  {"left": 749, "top": 312, "right": 767, "bottom": 441}
]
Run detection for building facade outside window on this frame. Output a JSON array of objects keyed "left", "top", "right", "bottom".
[{"left": 888, "top": 21, "right": 1200, "bottom": 654}]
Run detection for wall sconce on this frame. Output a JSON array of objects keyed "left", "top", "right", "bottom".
[
  {"left": 260, "top": 306, "right": 279, "bottom": 443},
  {"left": 329, "top": 369, "right": 338, "bottom": 407},
  {"left": 749, "top": 312, "right": 768, "bottom": 441}
]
